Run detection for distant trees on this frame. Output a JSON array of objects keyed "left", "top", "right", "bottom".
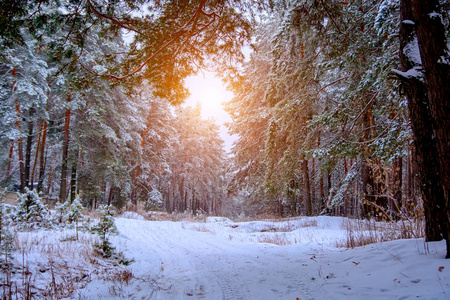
[{"left": 1, "top": 0, "right": 253, "bottom": 213}]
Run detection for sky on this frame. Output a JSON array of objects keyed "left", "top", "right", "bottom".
[{"left": 184, "top": 71, "right": 237, "bottom": 153}]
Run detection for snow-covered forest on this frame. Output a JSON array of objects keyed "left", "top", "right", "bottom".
[{"left": 1, "top": 0, "right": 450, "bottom": 299}]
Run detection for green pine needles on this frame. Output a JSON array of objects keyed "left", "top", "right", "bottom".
[{"left": 91, "top": 204, "right": 118, "bottom": 258}]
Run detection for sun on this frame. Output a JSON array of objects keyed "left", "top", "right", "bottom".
[
  {"left": 184, "top": 71, "right": 233, "bottom": 118},
  {"left": 184, "top": 71, "right": 237, "bottom": 152}
]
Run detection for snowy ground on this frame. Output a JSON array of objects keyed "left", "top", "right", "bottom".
[{"left": 71, "top": 215, "right": 449, "bottom": 300}]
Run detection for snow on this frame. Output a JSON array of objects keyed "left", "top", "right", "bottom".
[
  {"left": 429, "top": 12, "right": 443, "bottom": 21},
  {"left": 392, "top": 67, "right": 424, "bottom": 81},
  {"left": 120, "top": 211, "right": 146, "bottom": 220},
  {"left": 402, "top": 20, "right": 415, "bottom": 26},
  {"left": 69, "top": 216, "right": 449, "bottom": 299}
]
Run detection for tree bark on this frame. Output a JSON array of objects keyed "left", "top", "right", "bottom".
[
  {"left": 37, "top": 119, "right": 47, "bottom": 193},
  {"left": 311, "top": 158, "right": 316, "bottom": 214},
  {"left": 30, "top": 122, "right": 42, "bottom": 190},
  {"left": 70, "top": 154, "right": 78, "bottom": 203},
  {"left": 59, "top": 96, "right": 71, "bottom": 202},
  {"left": 399, "top": 0, "right": 447, "bottom": 247},
  {"left": 411, "top": 0, "right": 450, "bottom": 258},
  {"left": 6, "top": 141, "right": 14, "bottom": 176},
  {"left": 302, "top": 157, "right": 312, "bottom": 216},
  {"left": 24, "top": 107, "right": 34, "bottom": 189},
  {"left": 15, "top": 104, "right": 26, "bottom": 192},
  {"left": 391, "top": 157, "right": 402, "bottom": 220},
  {"left": 361, "top": 101, "right": 375, "bottom": 219}
]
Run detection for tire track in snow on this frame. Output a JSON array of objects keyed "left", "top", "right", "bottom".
[{"left": 115, "top": 219, "right": 318, "bottom": 299}]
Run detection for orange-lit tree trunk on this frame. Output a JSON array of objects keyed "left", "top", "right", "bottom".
[
  {"left": 59, "top": 96, "right": 71, "bottom": 202},
  {"left": 37, "top": 119, "right": 47, "bottom": 193},
  {"left": 6, "top": 141, "right": 14, "bottom": 176}
]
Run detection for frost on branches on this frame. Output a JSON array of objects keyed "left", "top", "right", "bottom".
[{"left": 14, "top": 188, "right": 49, "bottom": 230}]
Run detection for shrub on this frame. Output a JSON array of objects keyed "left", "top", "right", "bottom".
[
  {"left": 15, "top": 188, "right": 49, "bottom": 229},
  {"left": 91, "top": 205, "right": 118, "bottom": 258}
]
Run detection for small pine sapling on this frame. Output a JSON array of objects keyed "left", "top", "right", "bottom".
[
  {"left": 67, "top": 195, "right": 84, "bottom": 240},
  {"left": 55, "top": 201, "right": 69, "bottom": 224},
  {"left": 91, "top": 205, "right": 118, "bottom": 258},
  {"left": 15, "top": 188, "right": 48, "bottom": 229}
]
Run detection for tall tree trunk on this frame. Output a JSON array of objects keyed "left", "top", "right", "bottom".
[
  {"left": 131, "top": 108, "right": 153, "bottom": 206},
  {"left": 398, "top": 0, "right": 447, "bottom": 245},
  {"left": 391, "top": 157, "right": 402, "bottom": 220},
  {"left": 59, "top": 96, "right": 71, "bottom": 202},
  {"left": 70, "top": 152, "right": 78, "bottom": 203},
  {"left": 37, "top": 119, "right": 47, "bottom": 193},
  {"left": 311, "top": 158, "right": 316, "bottom": 214},
  {"left": 302, "top": 157, "right": 312, "bottom": 216},
  {"left": 318, "top": 136, "right": 325, "bottom": 211},
  {"left": 361, "top": 102, "right": 375, "bottom": 219},
  {"left": 411, "top": 0, "right": 450, "bottom": 258},
  {"left": 30, "top": 122, "right": 42, "bottom": 190},
  {"left": 343, "top": 158, "right": 349, "bottom": 217},
  {"left": 25, "top": 107, "right": 34, "bottom": 189},
  {"left": 15, "top": 104, "right": 26, "bottom": 192},
  {"left": 6, "top": 141, "right": 14, "bottom": 177}
]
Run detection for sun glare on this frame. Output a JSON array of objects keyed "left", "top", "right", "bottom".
[
  {"left": 184, "top": 71, "right": 233, "bottom": 118},
  {"left": 184, "top": 71, "right": 236, "bottom": 152}
]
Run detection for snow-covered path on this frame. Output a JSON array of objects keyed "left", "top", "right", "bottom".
[
  {"left": 113, "top": 219, "right": 320, "bottom": 299},
  {"left": 76, "top": 216, "right": 450, "bottom": 300}
]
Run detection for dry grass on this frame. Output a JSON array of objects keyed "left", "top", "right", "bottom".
[
  {"left": 184, "top": 223, "right": 216, "bottom": 235},
  {"left": 336, "top": 218, "right": 425, "bottom": 248},
  {"left": 0, "top": 226, "right": 135, "bottom": 300},
  {"left": 1, "top": 230, "right": 96, "bottom": 299},
  {"left": 257, "top": 234, "right": 294, "bottom": 246}
]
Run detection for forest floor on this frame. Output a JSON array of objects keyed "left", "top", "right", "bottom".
[
  {"left": 2, "top": 214, "right": 449, "bottom": 299},
  {"left": 72, "top": 215, "right": 449, "bottom": 300}
]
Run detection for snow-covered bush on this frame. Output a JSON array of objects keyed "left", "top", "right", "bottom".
[
  {"left": 54, "top": 200, "right": 70, "bottom": 224},
  {"left": 91, "top": 205, "right": 118, "bottom": 258},
  {"left": 0, "top": 191, "right": 15, "bottom": 262},
  {"left": 14, "top": 188, "right": 49, "bottom": 229},
  {"left": 144, "top": 189, "right": 163, "bottom": 211},
  {"left": 67, "top": 195, "right": 83, "bottom": 224}
]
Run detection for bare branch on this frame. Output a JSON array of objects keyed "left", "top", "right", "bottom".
[
  {"left": 346, "top": 90, "right": 379, "bottom": 134},
  {"left": 86, "top": 0, "right": 142, "bottom": 34}
]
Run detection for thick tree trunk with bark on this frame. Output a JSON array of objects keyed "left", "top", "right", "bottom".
[
  {"left": 399, "top": 0, "right": 450, "bottom": 257},
  {"left": 412, "top": 0, "right": 450, "bottom": 258}
]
